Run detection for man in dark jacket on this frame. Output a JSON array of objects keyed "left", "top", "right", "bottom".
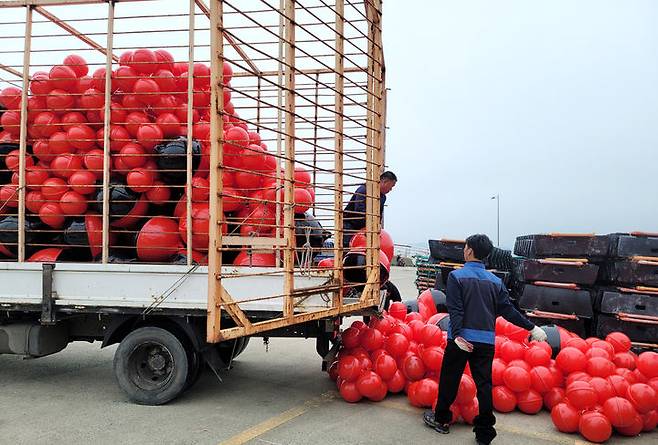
[
  {"left": 423, "top": 234, "right": 547, "bottom": 445},
  {"left": 342, "top": 171, "right": 397, "bottom": 248}
]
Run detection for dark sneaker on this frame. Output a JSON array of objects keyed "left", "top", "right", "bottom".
[
  {"left": 423, "top": 410, "right": 450, "bottom": 434},
  {"left": 476, "top": 440, "right": 490, "bottom": 445}
]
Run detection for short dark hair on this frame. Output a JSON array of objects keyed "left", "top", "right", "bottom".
[
  {"left": 381, "top": 171, "right": 397, "bottom": 182},
  {"left": 465, "top": 234, "right": 494, "bottom": 261}
]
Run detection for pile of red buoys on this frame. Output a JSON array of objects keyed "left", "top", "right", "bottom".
[
  {"left": 0, "top": 50, "right": 318, "bottom": 263},
  {"left": 328, "top": 307, "right": 658, "bottom": 443}
]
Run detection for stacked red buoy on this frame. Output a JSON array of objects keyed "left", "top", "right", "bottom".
[
  {"left": 329, "top": 312, "right": 657, "bottom": 443},
  {"left": 1, "top": 50, "right": 319, "bottom": 263}
]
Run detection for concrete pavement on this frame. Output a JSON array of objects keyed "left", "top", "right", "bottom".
[{"left": 0, "top": 267, "right": 655, "bottom": 445}]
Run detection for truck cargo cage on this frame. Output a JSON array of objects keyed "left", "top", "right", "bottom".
[{"left": 0, "top": 0, "right": 386, "bottom": 344}]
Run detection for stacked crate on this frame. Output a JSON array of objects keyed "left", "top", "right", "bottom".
[
  {"left": 594, "top": 233, "right": 658, "bottom": 346},
  {"left": 414, "top": 239, "right": 512, "bottom": 294},
  {"left": 414, "top": 256, "right": 441, "bottom": 293},
  {"left": 512, "top": 234, "right": 609, "bottom": 337}
]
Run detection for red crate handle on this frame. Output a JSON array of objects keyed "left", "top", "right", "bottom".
[
  {"left": 533, "top": 281, "right": 580, "bottom": 290},
  {"left": 526, "top": 310, "right": 579, "bottom": 321}
]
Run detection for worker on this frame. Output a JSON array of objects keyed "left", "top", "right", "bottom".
[
  {"left": 342, "top": 171, "right": 397, "bottom": 248},
  {"left": 423, "top": 234, "right": 548, "bottom": 445}
]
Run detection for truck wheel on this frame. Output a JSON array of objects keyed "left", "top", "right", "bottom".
[
  {"left": 236, "top": 337, "right": 250, "bottom": 356},
  {"left": 113, "top": 327, "right": 189, "bottom": 405},
  {"left": 215, "top": 337, "right": 249, "bottom": 365},
  {"left": 184, "top": 350, "right": 202, "bottom": 391}
]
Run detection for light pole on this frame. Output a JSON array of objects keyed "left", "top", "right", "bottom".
[{"left": 491, "top": 194, "right": 500, "bottom": 246}]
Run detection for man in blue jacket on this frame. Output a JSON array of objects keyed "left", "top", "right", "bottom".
[
  {"left": 423, "top": 234, "right": 547, "bottom": 445},
  {"left": 342, "top": 171, "right": 397, "bottom": 248}
]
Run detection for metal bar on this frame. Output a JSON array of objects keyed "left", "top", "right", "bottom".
[
  {"left": 0, "top": 0, "right": 145, "bottom": 7},
  {"left": 207, "top": 0, "right": 227, "bottom": 343},
  {"left": 221, "top": 236, "right": 287, "bottom": 247},
  {"left": 363, "top": 0, "right": 376, "bottom": 297},
  {"left": 371, "top": 0, "right": 383, "bottom": 289},
  {"left": 232, "top": 65, "right": 365, "bottom": 79},
  {"left": 34, "top": 6, "right": 119, "bottom": 61},
  {"left": 40, "top": 263, "right": 56, "bottom": 325},
  {"left": 217, "top": 300, "right": 377, "bottom": 341},
  {"left": 282, "top": 0, "right": 296, "bottom": 319},
  {"left": 311, "top": 72, "right": 319, "bottom": 217},
  {"left": 256, "top": 75, "right": 262, "bottom": 128},
  {"left": 332, "top": 0, "right": 345, "bottom": 309},
  {"left": 101, "top": 1, "right": 114, "bottom": 263},
  {"left": 17, "top": 5, "right": 32, "bottom": 263},
  {"left": 0, "top": 63, "right": 27, "bottom": 80},
  {"left": 274, "top": 0, "right": 284, "bottom": 268},
  {"left": 186, "top": 0, "right": 195, "bottom": 266}
]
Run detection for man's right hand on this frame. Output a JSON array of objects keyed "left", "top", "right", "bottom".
[
  {"left": 530, "top": 326, "right": 548, "bottom": 342},
  {"left": 454, "top": 336, "right": 474, "bottom": 352}
]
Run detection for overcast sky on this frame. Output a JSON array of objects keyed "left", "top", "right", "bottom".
[
  {"left": 382, "top": 1, "right": 658, "bottom": 248},
  {"left": 1, "top": 0, "right": 655, "bottom": 251}
]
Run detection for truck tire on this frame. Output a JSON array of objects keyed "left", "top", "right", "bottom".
[
  {"left": 113, "top": 326, "right": 189, "bottom": 405},
  {"left": 216, "top": 337, "right": 249, "bottom": 365},
  {"left": 236, "top": 337, "right": 250, "bottom": 356},
  {"left": 184, "top": 350, "right": 202, "bottom": 391}
]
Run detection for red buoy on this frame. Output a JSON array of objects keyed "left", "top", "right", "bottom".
[
  {"left": 492, "top": 386, "right": 516, "bottom": 413},
  {"left": 293, "top": 187, "right": 313, "bottom": 213},
  {"left": 59, "top": 191, "right": 87, "bottom": 216},
  {"left": 41, "top": 177, "right": 69, "bottom": 202},
  {"left": 49, "top": 65, "right": 78, "bottom": 91},
  {"left": 136, "top": 124, "right": 163, "bottom": 150},
  {"left": 602, "top": 396, "right": 638, "bottom": 428},
  {"left": 556, "top": 347, "right": 587, "bottom": 374},
  {"left": 63, "top": 54, "right": 88, "bottom": 78},
  {"left": 114, "top": 66, "right": 138, "bottom": 92},
  {"left": 136, "top": 217, "right": 181, "bottom": 262},
  {"left": 517, "top": 389, "right": 543, "bottom": 414},
  {"left": 566, "top": 380, "right": 598, "bottom": 411},
  {"left": 33, "top": 112, "right": 61, "bottom": 138},
  {"left": 67, "top": 124, "right": 96, "bottom": 150},
  {"left": 126, "top": 168, "right": 156, "bottom": 193},
  {"left": 551, "top": 403, "right": 580, "bottom": 432},
  {"left": 130, "top": 49, "right": 159, "bottom": 74},
  {"left": 50, "top": 154, "right": 83, "bottom": 179},
  {"left": 39, "top": 202, "right": 65, "bottom": 228},
  {"left": 579, "top": 411, "right": 612, "bottom": 443},
  {"left": 133, "top": 78, "right": 161, "bottom": 105},
  {"left": 46, "top": 88, "right": 75, "bottom": 110}
]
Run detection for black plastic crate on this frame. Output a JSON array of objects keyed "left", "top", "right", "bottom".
[
  {"left": 514, "top": 234, "right": 609, "bottom": 259},
  {"left": 526, "top": 316, "right": 589, "bottom": 338},
  {"left": 517, "top": 283, "right": 594, "bottom": 318},
  {"left": 608, "top": 233, "right": 658, "bottom": 258},
  {"left": 595, "top": 315, "right": 658, "bottom": 345},
  {"left": 596, "top": 288, "right": 658, "bottom": 316},
  {"left": 604, "top": 260, "right": 658, "bottom": 287},
  {"left": 433, "top": 262, "right": 511, "bottom": 288},
  {"left": 513, "top": 258, "right": 599, "bottom": 285},
  {"left": 428, "top": 239, "right": 465, "bottom": 262},
  {"left": 486, "top": 247, "right": 514, "bottom": 271}
]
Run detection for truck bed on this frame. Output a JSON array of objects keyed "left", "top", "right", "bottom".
[{"left": 0, "top": 262, "right": 337, "bottom": 315}]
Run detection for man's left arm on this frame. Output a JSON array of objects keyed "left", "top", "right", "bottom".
[{"left": 445, "top": 274, "right": 465, "bottom": 339}]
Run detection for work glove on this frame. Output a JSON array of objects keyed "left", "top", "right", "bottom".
[
  {"left": 530, "top": 326, "right": 548, "bottom": 342},
  {"left": 454, "top": 336, "right": 474, "bottom": 352}
]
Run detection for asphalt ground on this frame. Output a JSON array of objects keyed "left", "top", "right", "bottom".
[{"left": 0, "top": 267, "right": 655, "bottom": 445}]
